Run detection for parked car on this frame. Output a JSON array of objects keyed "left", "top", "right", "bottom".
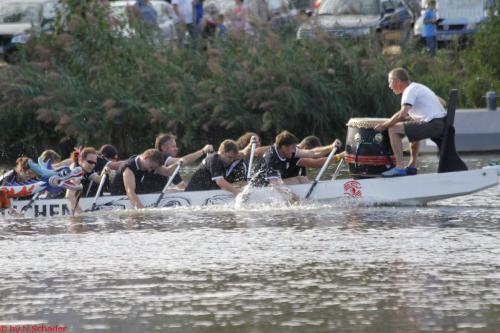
[
  {"left": 413, "top": 0, "right": 489, "bottom": 43},
  {"left": 0, "top": 0, "right": 60, "bottom": 62},
  {"left": 109, "top": 0, "right": 177, "bottom": 40},
  {"left": 297, "top": 0, "right": 413, "bottom": 43}
]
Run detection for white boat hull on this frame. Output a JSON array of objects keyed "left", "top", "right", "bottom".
[{"left": 2, "top": 167, "right": 499, "bottom": 218}]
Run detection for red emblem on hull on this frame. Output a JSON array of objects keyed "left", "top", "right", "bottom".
[{"left": 344, "top": 180, "right": 362, "bottom": 198}]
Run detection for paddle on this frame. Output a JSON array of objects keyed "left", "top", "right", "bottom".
[
  {"left": 72, "top": 189, "right": 82, "bottom": 216},
  {"left": 331, "top": 157, "right": 344, "bottom": 181},
  {"left": 154, "top": 163, "right": 182, "bottom": 208},
  {"left": 20, "top": 192, "right": 42, "bottom": 213},
  {"left": 305, "top": 147, "right": 338, "bottom": 200},
  {"left": 246, "top": 137, "right": 257, "bottom": 180},
  {"left": 91, "top": 173, "right": 107, "bottom": 212}
]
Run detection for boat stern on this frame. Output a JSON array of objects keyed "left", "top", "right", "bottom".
[{"left": 483, "top": 164, "right": 500, "bottom": 179}]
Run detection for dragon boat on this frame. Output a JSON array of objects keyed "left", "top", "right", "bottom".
[
  {"left": 2, "top": 165, "right": 499, "bottom": 218},
  {"left": 0, "top": 158, "right": 83, "bottom": 212}
]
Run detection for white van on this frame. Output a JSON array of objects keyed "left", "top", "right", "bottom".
[
  {"left": 414, "top": 0, "right": 489, "bottom": 41},
  {"left": 0, "top": 0, "right": 60, "bottom": 60}
]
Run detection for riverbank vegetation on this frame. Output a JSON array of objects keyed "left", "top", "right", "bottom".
[{"left": 0, "top": 0, "right": 499, "bottom": 161}]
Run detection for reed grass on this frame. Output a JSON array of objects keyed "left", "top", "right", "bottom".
[{"left": 0, "top": 0, "right": 498, "bottom": 160}]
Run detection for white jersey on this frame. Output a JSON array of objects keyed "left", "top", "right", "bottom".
[
  {"left": 172, "top": 0, "right": 194, "bottom": 24},
  {"left": 401, "top": 82, "right": 446, "bottom": 122}
]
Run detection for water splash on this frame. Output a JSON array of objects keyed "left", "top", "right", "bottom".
[{"left": 234, "top": 182, "right": 296, "bottom": 209}]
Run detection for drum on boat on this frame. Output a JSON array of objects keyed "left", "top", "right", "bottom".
[{"left": 345, "top": 118, "right": 395, "bottom": 178}]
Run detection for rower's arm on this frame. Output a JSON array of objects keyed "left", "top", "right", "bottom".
[
  {"left": 123, "top": 168, "right": 143, "bottom": 209},
  {"left": 295, "top": 145, "right": 330, "bottom": 159},
  {"left": 297, "top": 157, "right": 326, "bottom": 168},
  {"left": 174, "top": 181, "right": 187, "bottom": 190},
  {"left": 215, "top": 178, "right": 240, "bottom": 196},
  {"left": 166, "top": 145, "right": 213, "bottom": 166},
  {"left": 66, "top": 179, "right": 83, "bottom": 213},
  {"left": 296, "top": 147, "right": 322, "bottom": 159},
  {"left": 66, "top": 188, "right": 82, "bottom": 215},
  {"left": 296, "top": 139, "right": 342, "bottom": 159},
  {"left": 255, "top": 146, "right": 269, "bottom": 158},
  {"left": 106, "top": 160, "right": 125, "bottom": 170},
  {"left": 310, "top": 144, "right": 334, "bottom": 156},
  {"left": 156, "top": 162, "right": 182, "bottom": 177},
  {"left": 89, "top": 172, "right": 103, "bottom": 184},
  {"left": 296, "top": 153, "right": 343, "bottom": 168},
  {"left": 239, "top": 145, "right": 269, "bottom": 160}
]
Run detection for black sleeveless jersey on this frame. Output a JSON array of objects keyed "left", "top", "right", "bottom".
[
  {"left": 140, "top": 154, "right": 183, "bottom": 193},
  {"left": 110, "top": 156, "right": 154, "bottom": 195},
  {"left": 185, "top": 153, "right": 227, "bottom": 191}
]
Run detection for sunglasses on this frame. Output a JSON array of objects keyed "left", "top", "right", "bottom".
[{"left": 86, "top": 160, "right": 97, "bottom": 165}]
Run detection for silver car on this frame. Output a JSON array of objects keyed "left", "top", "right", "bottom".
[{"left": 297, "top": 0, "right": 413, "bottom": 40}]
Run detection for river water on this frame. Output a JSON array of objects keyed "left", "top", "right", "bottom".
[{"left": 1, "top": 155, "right": 500, "bottom": 333}]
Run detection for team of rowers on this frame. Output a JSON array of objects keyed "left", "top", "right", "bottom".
[{"left": 0, "top": 130, "right": 343, "bottom": 213}]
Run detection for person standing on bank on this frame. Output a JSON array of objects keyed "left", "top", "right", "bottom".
[
  {"left": 422, "top": 0, "right": 438, "bottom": 56},
  {"left": 172, "top": 0, "right": 195, "bottom": 45},
  {"left": 374, "top": 68, "right": 447, "bottom": 177},
  {"left": 134, "top": 0, "right": 159, "bottom": 28}
]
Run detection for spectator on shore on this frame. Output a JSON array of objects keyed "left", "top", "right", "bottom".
[
  {"left": 216, "top": 14, "right": 226, "bottom": 37},
  {"left": 422, "top": 0, "right": 438, "bottom": 56},
  {"left": 172, "top": 0, "right": 195, "bottom": 45},
  {"left": 134, "top": 0, "right": 159, "bottom": 27},
  {"left": 230, "top": 0, "right": 249, "bottom": 32}
]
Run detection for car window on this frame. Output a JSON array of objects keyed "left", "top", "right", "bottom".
[
  {"left": 381, "top": 0, "right": 402, "bottom": 12},
  {"left": 0, "top": 3, "right": 43, "bottom": 24},
  {"left": 319, "top": 0, "right": 380, "bottom": 16}
]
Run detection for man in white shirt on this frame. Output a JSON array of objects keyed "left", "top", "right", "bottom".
[
  {"left": 374, "top": 67, "right": 446, "bottom": 177},
  {"left": 172, "top": 0, "right": 194, "bottom": 44}
]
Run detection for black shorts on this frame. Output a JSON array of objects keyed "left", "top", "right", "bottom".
[{"left": 404, "top": 117, "right": 445, "bottom": 142}]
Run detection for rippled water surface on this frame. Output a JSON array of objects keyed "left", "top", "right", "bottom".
[{"left": 1, "top": 155, "right": 500, "bottom": 332}]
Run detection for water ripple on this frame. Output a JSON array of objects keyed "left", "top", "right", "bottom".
[{"left": 1, "top": 155, "right": 500, "bottom": 332}]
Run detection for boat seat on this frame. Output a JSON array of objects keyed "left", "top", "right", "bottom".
[{"left": 430, "top": 89, "right": 468, "bottom": 173}]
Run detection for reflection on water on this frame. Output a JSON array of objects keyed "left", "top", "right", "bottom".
[{"left": 1, "top": 155, "right": 500, "bottom": 332}]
